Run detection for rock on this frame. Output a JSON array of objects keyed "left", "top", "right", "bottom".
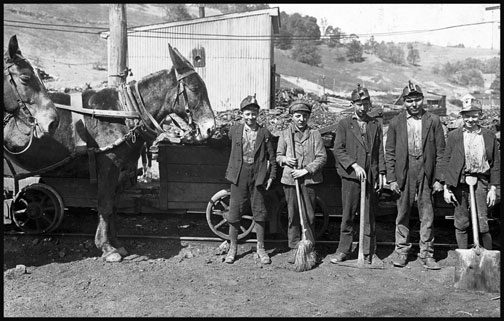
[
  {"left": 32, "top": 238, "right": 40, "bottom": 245},
  {"left": 58, "top": 250, "right": 66, "bottom": 258},
  {"left": 124, "top": 254, "right": 140, "bottom": 261}
]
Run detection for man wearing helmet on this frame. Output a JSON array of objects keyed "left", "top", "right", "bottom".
[
  {"left": 224, "top": 94, "right": 278, "bottom": 264},
  {"left": 437, "top": 98, "right": 499, "bottom": 250},
  {"left": 329, "top": 84, "right": 386, "bottom": 266},
  {"left": 385, "top": 81, "right": 446, "bottom": 269}
]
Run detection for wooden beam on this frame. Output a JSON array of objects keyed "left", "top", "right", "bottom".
[{"left": 108, "top": 4, "right": 128, "bottom": 88}]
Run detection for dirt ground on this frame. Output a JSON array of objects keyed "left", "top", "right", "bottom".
[{"left": 3, "top": 207, "right": 501, "bottom": 318}]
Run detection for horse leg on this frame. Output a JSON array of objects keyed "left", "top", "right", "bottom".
[
  {"left": 110, "top": 199, "right": 128, "bottom": 257},
  {"left": 95, "top": 162, "right": 123, "bottom": 262}
]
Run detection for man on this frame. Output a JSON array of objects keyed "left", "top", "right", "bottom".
[
  {"left": 276, "top": 100, "right": 327, "bottom": 264},
  {"left": 437, "top": 98, "right": 499, "bottom": 250},
  {"left": 385, "top": 81, "right": 445, "bottom": 269},
  {"left": 330, "top": 84, "right": 386, "bottom": 265},
  {"left": 224, "top": 94, "right": 277, "bottom": 264}
]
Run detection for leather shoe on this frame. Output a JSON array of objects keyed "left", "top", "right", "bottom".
[
  {"left": 420, "top": 257, "right": 441, "bottom": 270},
  {"left": 329, "top": 252, "right": 347, "bottom": 264},
  {"left": 256, "top": 246, "right": 271, "bottom": 264},
  {"left": 224, "top": 246, "right": 237, "bottom": 264},
  {"left": 392, "top": 253, "right": 408, "bottom": 267},
  {"left": 287, "top": 248, "right": 297, "bottom": 264}
]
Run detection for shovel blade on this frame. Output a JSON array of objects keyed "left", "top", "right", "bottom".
[{"left": 454, "top": 248, "right": 500, "bottom": 293}]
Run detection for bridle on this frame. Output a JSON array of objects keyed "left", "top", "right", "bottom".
[
  {"left": 123, "top": 68, "right": 200, "bottom": 142},
  {"left": 3, "top": 56, "right": 44, "bottom": 154}
]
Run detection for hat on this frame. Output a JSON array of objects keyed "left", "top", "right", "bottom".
[
  {"left": 289, "top": 100, "right": 312, "bottom": 114},
  {"left": 351, "top": 84, "right": 371, "bottom": 102},
  {"left": 240, "top": 94, "right": 260, "bottom": 111},
  {"left": 402, "top": 80, "right": 423, "bottom": 98},
  {"left": 461, "top": 94, "right": 476, "bottom": 109},
  {"left": 460, "top": 98, "right": 482, "bottom": 114}
]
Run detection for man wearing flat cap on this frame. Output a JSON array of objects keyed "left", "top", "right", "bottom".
[
  {"left": 224, "top": 94, "right": 277, "bottom": 264},
  {"left": 276, "top": 100, "right": 327, "bottom": 264},
  {"left": 330, "top": 84, "right": 386, "bottom": 266},
  {"left": 436, "top": 98, "right": 499, "bottom": 250},
  {"left": 385, "top": 81, "right": 445, "bottom": 269}
]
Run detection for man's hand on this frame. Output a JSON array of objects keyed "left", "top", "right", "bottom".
[
  {"left": 432, "top": 181, "right": 443, "bottom": 193},
  {"left": 285, "top": 157, "right": 298, "bottom": 168},
  {"left": 265, "top": 178, "right": 273, "bottom": 191},
  {"left": 291, "top": 168, "right": 309, "bottom": 179},
  {"left": 352, "top": 163, "right": 366, "bottom": 182},
  {"left": 487, "top": 186, "right": 497, "bottom": 207},
  {"left": 443, "top": 187, "right": 458, "bottom": 206},
  {"left": 389, "top": 181, "right": 401, "bottom": 194}
]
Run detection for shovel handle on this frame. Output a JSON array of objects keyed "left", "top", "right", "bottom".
[
  {"left": 358, "top": 178, "right": 366, "bottom": 264},
  {"left": 466, "top": 176, "right": 480, "bottom": 248},
  {"left": 288, "top": 131, "right": 308, "bottom": 240}
]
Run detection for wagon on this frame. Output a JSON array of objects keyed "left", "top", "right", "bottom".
[{"left": 3, "top": 128, "right": 457, "bottom": 240}]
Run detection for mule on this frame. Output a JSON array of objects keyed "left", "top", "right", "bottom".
[
  {"left": 4, "top": 35, "right": 60, "bottom": 155},
  {"left": 6, "top": 44, "right": 216, "bottom": 262}
]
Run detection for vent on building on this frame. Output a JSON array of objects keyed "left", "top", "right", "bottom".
[{"left": 192, "top": 47, "right": 206, "bottom": 67}]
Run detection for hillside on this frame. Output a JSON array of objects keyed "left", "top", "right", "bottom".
[{"left": 4, "top": 3, "right": 500, "bottom": 103}]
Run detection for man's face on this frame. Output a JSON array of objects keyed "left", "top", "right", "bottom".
[
  {"left": 292, "top": 111, "right": 310, "bottom": 129},
  {"left": 404, "top": 94, "right": 424, "bottom": 116},
  {"left": 353, "top": 99, "right": 371, "bottom": 118},
  {"left": 462, "top": 110, "right": 481, "bottom": 129},
  {"left": 242, "top": 108, "right": 259, "bottom": 127}
]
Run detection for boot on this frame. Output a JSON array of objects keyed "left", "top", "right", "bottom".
[{"left": 256, "top": 242, "right": 271, "bottom": 264}]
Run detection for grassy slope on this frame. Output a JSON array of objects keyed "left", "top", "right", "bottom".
[{"left": 4, "top": 4, "right": 499, "bottom": 100}]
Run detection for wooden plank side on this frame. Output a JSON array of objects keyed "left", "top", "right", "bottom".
[
  {"left": 163, "top": 164, "right": 228, "bottom": 183},
  {"left": 41, "top": 177, "right": 97, "bottom": 208},
  {"left": 160, "top": 182, "right": 229, "bottom": 203},
  {"left": 159, "top": 144, "right": 230, "bottom": 165}
]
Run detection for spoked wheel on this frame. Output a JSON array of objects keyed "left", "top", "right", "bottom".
[
  {"left": 276, "top": 196, "right": 329, "bottom": 240},
  {"left": 11, "top": 183, "right": 65, "bottom": 234},
  {"left": 205, "top": 189, "right": 255, "bottom": 240}
]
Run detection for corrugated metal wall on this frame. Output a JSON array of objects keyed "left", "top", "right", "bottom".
[{"left": 126, "top": 13, "right": 274, "bottom": 111}]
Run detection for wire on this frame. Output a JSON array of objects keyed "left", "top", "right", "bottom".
[
  {"left": 4, "top": 19, "right": 108, "bottom": 30},
  {"left": 4, "top": 19, "right": 499, "bottom": 40}
]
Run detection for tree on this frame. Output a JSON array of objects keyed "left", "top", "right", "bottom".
[
  {"left": 163, "top": 4, "right": 191, "bottom": 22},
  {"left": 291, "top": 40, "right": 321, "bottom": 66},
  {"left": 324, "top": 25, "right": 343, "bottom": 48},
  {"left": 346, "top": 39, "right": 363, "bottom": 63},
  {"left": 364, "top": 35, "right": 378, "bottom": 54},
  {"left": 407, "top": 44, "right": 420, "bottom": 65}
]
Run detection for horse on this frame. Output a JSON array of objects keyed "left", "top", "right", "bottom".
[
  {"left": 4, "top": 35, "right": 60, "bottom": 155},
  {"left": 5, "top": 43, "right": 216, "bottom": 262}
]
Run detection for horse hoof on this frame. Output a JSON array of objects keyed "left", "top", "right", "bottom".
[
  {"left": 103, "top": 251, "right": 122, "bottom": 263},
  {"left": 117, "top": 247, "right": 128, "bottom": 257}
]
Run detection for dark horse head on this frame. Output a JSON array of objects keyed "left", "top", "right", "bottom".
[{"left": 3, "top": 35, "right": 60, "bottom": 154}]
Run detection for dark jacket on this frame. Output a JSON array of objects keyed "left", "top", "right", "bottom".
[
  {"left": 333, "top": 115, "right": 386, "bottom": 184},
  {"left": 225, "top": 123, "right": 277, "bottom": 186},
  {"left": 436, "top": 127, "right": 500, "bottom": 188},
  {"left": 385, "top": 110, "right": 445, "bottom": 189}
]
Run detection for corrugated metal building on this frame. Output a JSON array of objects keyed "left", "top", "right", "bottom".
[{"left": 103, "top": 8, "right": 280, "bottom": 111}]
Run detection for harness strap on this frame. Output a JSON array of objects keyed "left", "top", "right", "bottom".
[
  {"left": 87, "top": 148, "right": 97, "bottom": 184},
  {"left": 70, "top": 93, "right": 87, "bottom": 153},
  {"left": 133, "top": 81, "right": 165, "bottom": 134},
  {"left": 55, "top": 103, "right": 139, "bottom": 119}
]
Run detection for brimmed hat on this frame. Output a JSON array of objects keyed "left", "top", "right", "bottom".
[
  {"left": 460, "top": 98, "right": 482, "bottom": 114},
  {"left": 289, "top": 100, "right": 312, "bottom": 114},
  {"left": 240, "top": 94, "right": 260, "bottom": 111},
  {"left": 351, "top": 84, "right": 371, "bottom": 103},
  {"left": 402, "top": 80, "right": 423, "bottom": 98}
]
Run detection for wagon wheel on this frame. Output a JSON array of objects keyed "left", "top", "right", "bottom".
[
  {"left": 276, "top": 196, "right": 329, "bottom": 240},
  {"left": 11, "top": 183, "right": 65, "bottom": 234},
  {"left": 206, "top": 189, "right": 255, "bottom": 240}
]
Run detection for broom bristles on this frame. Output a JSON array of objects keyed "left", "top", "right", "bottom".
[{"left": 294, "top": 240, "right": 317, "bottom": 272}]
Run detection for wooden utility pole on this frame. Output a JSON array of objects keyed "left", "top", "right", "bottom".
[
  {"left": 485, "top": 5, "right": 500, "bottom": 50},
  {"left": 108, "top": 4, "right": 128, "bottom": 88}
]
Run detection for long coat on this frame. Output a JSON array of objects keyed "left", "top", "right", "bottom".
[
  {"left": 333, "top": 115, "right": 386, "bottom": 184},
  {"left": 436, "top": 127, "right": 500, "bottom": 188},
  {"left": 276, "top": 124, "right": 327, "bottom": 186},
  {"left": 385, "top": 110, "right": 445, "bottom": 189},
  {"left": 224, "top": 123, "right": 277, "bottom": 186}
]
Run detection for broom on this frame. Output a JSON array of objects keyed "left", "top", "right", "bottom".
[{"left": 288, "top": 132, "right": 316, "bottom": 272}]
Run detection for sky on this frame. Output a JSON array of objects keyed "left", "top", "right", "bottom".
[{"left": 269, "top": 3, "right": 500, "bottom": 50}]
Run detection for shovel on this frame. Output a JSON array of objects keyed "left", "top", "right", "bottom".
[
  {"left": 454, "top": 175, "right": 500, "bottom": 293},
  {"left": 333, "top": 178, "right": 384, "bottom": 269}
]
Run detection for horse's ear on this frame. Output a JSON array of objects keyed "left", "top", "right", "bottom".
[
  {"left": 7, "top": 35, "right": 22, "bottom": 61},
  {"left": 168, "top": 44, "right": 194, "bottom": 75}
]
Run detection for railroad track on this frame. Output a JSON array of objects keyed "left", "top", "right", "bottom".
[{"left": 3, "top": 230, "right": 461, "bottom": 248}]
